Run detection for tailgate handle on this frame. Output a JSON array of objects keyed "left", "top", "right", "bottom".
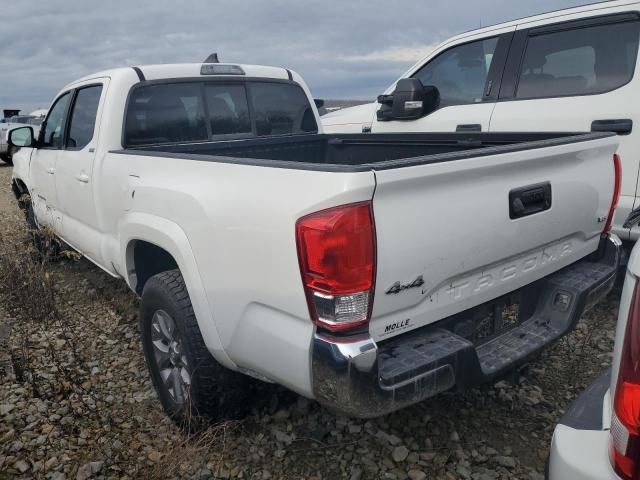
[
  {"left": 509, "top": 182, "right": 551, "bottom": 219},
  {"left": 591, "top": 118, "right": 633, "bottom": 135}
]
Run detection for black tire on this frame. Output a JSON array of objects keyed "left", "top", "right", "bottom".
[
  {"left": 140, "top": 269, "right": 249, "bottom": 427},
  {"left": 21, "top": 198, "right": 60, "bottom": 260},
  {"left": 0, "top": 153, "right": 12, "bottom": 166}
]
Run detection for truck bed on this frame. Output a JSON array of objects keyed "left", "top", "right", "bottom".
[
  {"left": 116, "top": 131, "right": 607, "bottom": 172},
  {"left": 109, "top": 129, "right": 619, "bottom": 349}
]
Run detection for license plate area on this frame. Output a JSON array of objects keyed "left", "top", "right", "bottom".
[
  {"left": 468, "top": 293, "right": 521, "bottom": 343},
  {"left": 436, "top": 286, "right": 539, "bottom": 346}
]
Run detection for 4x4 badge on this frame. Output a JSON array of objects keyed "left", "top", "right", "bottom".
[{"left": 385, "top": 275, "right": 424, "bottom": 295}]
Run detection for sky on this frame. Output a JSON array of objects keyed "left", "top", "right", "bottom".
[{"left": 0, "top": 0, "right": 598, "bottom": 113}]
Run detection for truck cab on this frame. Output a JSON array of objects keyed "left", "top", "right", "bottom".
[{"left": 322, "top": 0, "right": 640, "bottom": 242}]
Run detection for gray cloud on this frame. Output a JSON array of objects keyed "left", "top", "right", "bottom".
[{"left": 1, "top": 0, "right": 592, "bottom": 112}]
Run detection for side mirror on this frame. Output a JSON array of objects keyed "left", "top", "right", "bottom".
[
  {"left": 314, "top": 98, "right": 325, "bottom": 109},
  {"left": 377, "top": 79, "right": 440, "bottom": 121},
  {"left": 8, "top": 126, "right": 35, "bottom": 148}
]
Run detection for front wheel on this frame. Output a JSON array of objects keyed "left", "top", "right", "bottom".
[
  {"left": 20, "top": 196, "right": 60, "bottom": 260},
  {"left": 0, "top": 153, "right": 12, "bottom": 166},
  {"left": 140, "top": 270, "right": 250, "bottom": 428}
]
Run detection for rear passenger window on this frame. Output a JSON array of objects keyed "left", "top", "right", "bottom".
[
  {"left": 204, "top": 84, "right": 251, "bottom": 136},
  {"left": 249, "top": 82, "right": 318, "bottom": 136},
  {"left": 67, "top": 85, "right": 103, "bottom": 150},
  {"left": 516, "top": 20, "right": 640, "bottom": 99},
  {"left": 125, "top": 83, "right": 207, "bottom": 146}
]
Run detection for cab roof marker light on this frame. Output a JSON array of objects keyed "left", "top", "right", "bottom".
[{"left": 200, "top": 64, "right": 245, "bottom": 76}]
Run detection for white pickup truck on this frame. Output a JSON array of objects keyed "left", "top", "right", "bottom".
[
  {"left": 8, "top": 62, "right": 622, "bottom": 424},
  {"left": 323, "top": 0, "right": 640, "bottom": 242}
]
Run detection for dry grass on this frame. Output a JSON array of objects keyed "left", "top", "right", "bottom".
[{"left": 0, "top": 211, "right": 235, "bottom": 478}]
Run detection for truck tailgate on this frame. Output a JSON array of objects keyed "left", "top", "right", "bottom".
[{"left": 370, "top": 133, "right": 619, "bottom": 341}]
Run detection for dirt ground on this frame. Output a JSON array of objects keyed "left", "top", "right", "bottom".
[{"left": 0, "top": 163, "right": 619, "bottom": 480}]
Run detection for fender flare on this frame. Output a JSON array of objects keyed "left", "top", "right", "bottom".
[
  {"left": 11, "top": 176, "right": 29, "bottom": 199},
  {"left": 119, "top": 212, "right": 235, "bottom": 369}
]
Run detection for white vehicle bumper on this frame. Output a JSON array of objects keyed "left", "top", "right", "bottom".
[
  {"left": 548, "top": 369, "right": 620, "bottom": 480},
  {"left": 549, "top": 426, "right": 617, "bottom": 479}
]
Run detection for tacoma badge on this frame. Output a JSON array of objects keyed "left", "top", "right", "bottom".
[{"left": 386, "top": 275, "right": 424, "bottom": 295}]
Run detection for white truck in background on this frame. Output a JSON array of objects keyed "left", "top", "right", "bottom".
[
  {"left": 8, "top": 61, "right": 621, "bottom": 424},
  {"left": 323, "top": 0, "right": 640, "bottom": 242},
  {"left": 0, "top": 109, "right": 47, "bottom": 165}
]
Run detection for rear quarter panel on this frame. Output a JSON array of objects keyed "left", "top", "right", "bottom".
[{"left": 99, "top": 152, "right": 375, "bottom": 396}]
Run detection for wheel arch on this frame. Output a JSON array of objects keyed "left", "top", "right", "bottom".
[
  {"left": 120, "top": 213, "right": 234, "bottom": 369},
  {"left": 127, "top": 239, "right": 179, "bottom": 295},
  {"left": 11, "top": 177, "right": 29, "bottom": 201}
]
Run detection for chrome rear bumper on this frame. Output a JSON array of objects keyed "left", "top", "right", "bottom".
[{"left": 311, "top": 234, "right": 621, "bottom": 418}]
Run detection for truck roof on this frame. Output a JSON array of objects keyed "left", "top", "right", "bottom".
[
  {"left": 65, "top": 63, "right": 294, "bottom": 89},
  {"left": 391, "top": 0, "right": 640, "bottom": 94},
  {"left": 448, "top": 0, "right": 639, "bottom": 42}
]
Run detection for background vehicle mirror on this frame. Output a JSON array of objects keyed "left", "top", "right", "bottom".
[
  {"left": 391, "top": 78, "right": 427, "bottom": 120},
  {"left": 377, "top": 79, "right": 440, "bottom": 121},
  {"left": 421, "top": 85, "right": 440, "bottom": 116},
  {"left": 8, "top": 126, "right": 35, "bottom": 148}
]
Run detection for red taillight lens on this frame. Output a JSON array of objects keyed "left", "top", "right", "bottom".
[
  {"left": 610, "top": 280, "right": 640, "bottom": 479},
  {"left": 296, "top": 202, "right": 376, "bottom": 332},
  {"left": 604, "top": 153, "right": 622, "bottom": 234}
]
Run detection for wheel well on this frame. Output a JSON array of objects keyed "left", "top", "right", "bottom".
[
  {"left": 11, "top": 179, "right": 28, "bottom": 201},
  {"left": 131, "top": 241, "right": 179, "bottom": 295}
]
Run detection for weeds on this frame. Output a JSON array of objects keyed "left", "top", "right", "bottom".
[
  {"left": 0, "top": 228, "right": 94, "bottom": 405},
  {"left": 0, "top": 203, "right": 234, "bottom": 478}
]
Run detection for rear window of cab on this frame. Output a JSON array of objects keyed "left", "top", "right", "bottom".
[{"left": 124, "top": 80, "right": 318, "bottom": 147}]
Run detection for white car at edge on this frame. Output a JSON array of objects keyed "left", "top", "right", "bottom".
[{"left": 548, "top": 209, "right": 640, "bottom": 479}]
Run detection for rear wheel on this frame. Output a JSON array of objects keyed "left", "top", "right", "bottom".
[{"left": 140, "top": 269, "right": 250, "bottom": 428}]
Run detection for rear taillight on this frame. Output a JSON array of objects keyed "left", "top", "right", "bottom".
[
  {"left": 604, "top": 153, "right": 622, "bottom": 234},
  {"left": 610, "top": 279, "right": 640, "bottom": 479},
  {"left": 296, "top": 201, "right": 376, "bottom": 333}
]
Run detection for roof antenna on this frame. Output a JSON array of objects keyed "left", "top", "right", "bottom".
[{"left": 203, "top": 53, "right": 220, "bottom": 63}]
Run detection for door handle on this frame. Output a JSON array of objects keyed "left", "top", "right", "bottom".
[
  {"left": 46, "top": 167, "right": 55, "bottom": 175},
  {"left": 75, "top": 173, "right": 89, "bottom": 183},
  {"left": 591, "top": 119, "right": 633, "bottom": 135},
  {"left": 456, "top": 124, "right": 481, "bottom": 132}
]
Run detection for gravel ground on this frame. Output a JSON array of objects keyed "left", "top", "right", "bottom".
[{"left": 0, "top": 163, "right": 619, "bottom": 480}]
